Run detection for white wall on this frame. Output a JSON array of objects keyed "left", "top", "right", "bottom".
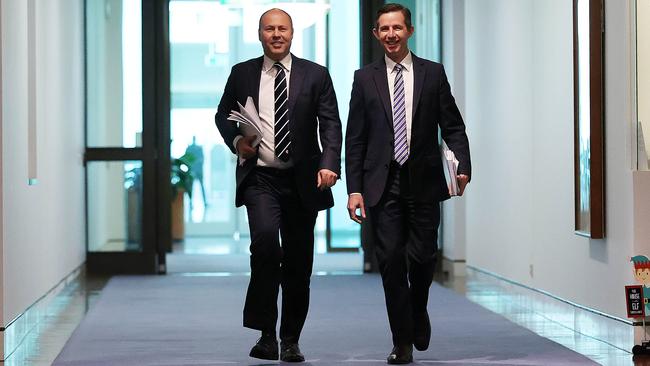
[
  {"left": 1, "top": 0, "right": 85, "bottom": 325},
  {"left": 0, "top": 0, "right": 4, "bottom": 337},
  {"left": 453, "top": 0, "right": 635, "bottom": 317},
  {"left": 638, "top": 0, "right": 650, "bottom": 166},
  {"left": 441, "top": 0, "right": 467, "bottom": 264}
]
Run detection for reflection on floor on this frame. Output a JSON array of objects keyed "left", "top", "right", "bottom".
[
  {"left": 173, "top": 235, "right": 360, "bottom": 255},
  {"left": 3, "top": 273, "right": 109, "bottom": 366},
  {"left": 462, "top": 267, "right": 633, "bottom": 365},
  {"left": 167, "top": 253, "right": 363, "bottom": 274},
  {"left": 173, "top": 236, "right": 251, "bottom": 255},
  {"left": 3, "top": 257, "right": 639, "bottom": 365},
  {"left": 169, "top": 236, "right": 363, "bottom": 274}
]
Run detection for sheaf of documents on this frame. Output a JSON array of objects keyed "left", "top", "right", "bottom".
[
  {"left": 441, "top": 140, "right": 460, "bottom": 196},
  {"left": 227, "top": 97, "right": 263, "bottom": 165}
]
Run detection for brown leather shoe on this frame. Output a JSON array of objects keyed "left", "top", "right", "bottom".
[{"left": 387, "top": 344, "right": 413, "bottom": 364}]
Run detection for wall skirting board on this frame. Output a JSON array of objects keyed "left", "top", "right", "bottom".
[
  {"left": 1, "top": 265, "right": 83, "bottom": 361},
  {"left": 466, "top": 266, "right": 633, "bottom": 354}
]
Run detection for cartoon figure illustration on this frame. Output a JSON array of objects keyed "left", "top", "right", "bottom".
[
  {"left": 632, "top": 255, "right": 650, "bottom": 314},
  {"left": 630, "top": 255, "right": 650, "bottom": 356}
]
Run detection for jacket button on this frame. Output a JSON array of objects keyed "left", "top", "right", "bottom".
[{"left": 384, "top": 164, "right": 389, "bottom": 170}]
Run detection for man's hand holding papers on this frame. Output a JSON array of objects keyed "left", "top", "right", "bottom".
[
  {"left": 236, "top": 135, "right": 258, "bottom": 159},
  {"left": 227, "top": 97, "right": 264, "bottom": 165},
  {"left": 456, "top": 174, "right": 469, "bottom": 196},
  {"left": 441, "top": 141, "right": 468, "bottom": 196}
]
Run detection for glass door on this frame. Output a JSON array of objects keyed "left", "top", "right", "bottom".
[
  {"left": 168, "top": 0, "right": 360, "bottom": 257},
  {"left": 84, "top": 0, "right": 170, "bottom": 273}
]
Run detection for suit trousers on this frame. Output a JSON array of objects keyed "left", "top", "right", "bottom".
[
  {"left": 242, "top": 167, "right": 318, "bottom": 344},
  {"left": 369, "top": 161, "right": 440, "bottom": 346}
]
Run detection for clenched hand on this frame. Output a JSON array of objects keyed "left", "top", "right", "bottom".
[{"left": 317, "top": 169, "right": 338, "bottom": 190}]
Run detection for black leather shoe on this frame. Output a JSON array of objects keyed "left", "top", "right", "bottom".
[
  {"left": 280, "top": 343, "right": 305, "bottom": 362},
  {"left": 249, "top": 335, "right": 278, "bottom": 360},
  {"left": 387, "top": 344, "right": 413, "bottom": 364},
  {"left": 413, "top": 311, "right": 431, "bottom": 351}
]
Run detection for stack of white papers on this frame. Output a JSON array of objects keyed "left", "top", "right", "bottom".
[
  {"left": 227, "top": 97, "right": 263, "bottom": 165},
  {"left": 441, "top": 140, "right": 460, "bottom": 196}
]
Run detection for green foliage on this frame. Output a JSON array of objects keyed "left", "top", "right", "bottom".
[{"left": 171, "top": 152, "right": 197, "bottom": 199}]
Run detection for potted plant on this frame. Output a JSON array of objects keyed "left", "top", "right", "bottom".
[
  {"left": 124, "top": 165, "right": 142, "bottom": 247},
  {"left": 171, "top": 152, "right": 196, "bottom": 241}
]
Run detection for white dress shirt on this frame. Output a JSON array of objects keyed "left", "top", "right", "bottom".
[
  {"left": 234, "top": 54, "right": 293, "bottom": 168},
  {"left": 385, "top": 52, "right": 414, "bottom": 149}
]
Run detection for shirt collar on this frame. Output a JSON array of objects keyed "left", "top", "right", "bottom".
[
  {"left": 385, "top": 51, "right": 413, "bottom": 73},
  {"left": 263, "top": 53, "right": 292, "bottom": 73}
]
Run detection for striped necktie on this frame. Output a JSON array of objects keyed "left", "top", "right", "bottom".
[
  {"left": 273, "top": 62, "right": 290, "bottom": 162},
  {"left": 392, "top": 63, "right": 408, "bottom": 165}
]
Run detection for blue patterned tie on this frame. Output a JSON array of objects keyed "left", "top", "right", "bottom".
[
  {"left": 274, "top": 62, "right": 290, "bottom": 162},
  {"left": 392, "top": 64, "right": 408, "bottom": 165}
]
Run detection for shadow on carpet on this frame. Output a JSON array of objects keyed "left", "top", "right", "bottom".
[{"left": 53, "top": 274, "right": 597, "bottom": 365}]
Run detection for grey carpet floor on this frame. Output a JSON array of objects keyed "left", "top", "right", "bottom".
[{"left": 53, "top": 275, "right": 597, "bottom": 365}]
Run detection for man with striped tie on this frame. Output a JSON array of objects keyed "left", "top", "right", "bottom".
[
  {"left": 345, "top": 4, "right": 471, "bottom": 364},
  {"left": 215, "top": 8, "right": 342, "bottom": 363}
]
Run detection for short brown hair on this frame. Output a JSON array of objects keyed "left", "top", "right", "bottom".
[{"left": 376, "top": 3, "right": 412, "bottom": 29}]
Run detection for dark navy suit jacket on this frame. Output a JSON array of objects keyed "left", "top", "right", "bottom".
[
  {"left": 345, "top": 54, "right": 471, "bottom": 207},
  {"left": 215, "top": 54, "right": 342, "bottom": 211}
]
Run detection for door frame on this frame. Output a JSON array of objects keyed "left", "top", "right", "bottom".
[{"left": 84, "top": 0, "right": 171, "bottom": 274}]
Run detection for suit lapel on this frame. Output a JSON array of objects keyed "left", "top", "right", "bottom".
[
  {"left": 372, "top": 59, "right": 393, "bottom": 128},
  {"left": 249, "top": 56, "right": 263, "bottom": 111},
  {"left": 287, "top": 54, "right": 305, "bottom": 126},
  {"left": 411, "top": 54, "right": 426, "bottom": 119},
  {"left": 247, "top": 57, "right": 263, "bottom": 166}
]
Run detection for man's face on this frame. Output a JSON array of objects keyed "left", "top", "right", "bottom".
[
  {"left": 373, "top": 11, "right": 413, "bottom": 62},
  {"left": 258, "top": 10, "right": 293, "bottom": 61}
]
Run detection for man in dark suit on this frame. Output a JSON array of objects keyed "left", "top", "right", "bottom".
[
  {"left": 345, "top": 3, "right": 471, "bottom": 364},
  {"left": 215, "top": 8, "right": 342, "bottom": 363}
]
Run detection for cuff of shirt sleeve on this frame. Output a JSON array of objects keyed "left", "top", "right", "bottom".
[{"left": 233, "top": 135, "right": 243, "bottom": 154}]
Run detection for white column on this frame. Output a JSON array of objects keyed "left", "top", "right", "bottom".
[
  {"left": 440, "top": 0, "right": 467, "bottom": 274},
  {"left": 0, "top": 0, "right": 5, "bottom": 359}
]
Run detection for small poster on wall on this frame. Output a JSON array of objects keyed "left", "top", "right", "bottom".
[{"left": 626, "top": 285, "right": 645, "bottom": 318}]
